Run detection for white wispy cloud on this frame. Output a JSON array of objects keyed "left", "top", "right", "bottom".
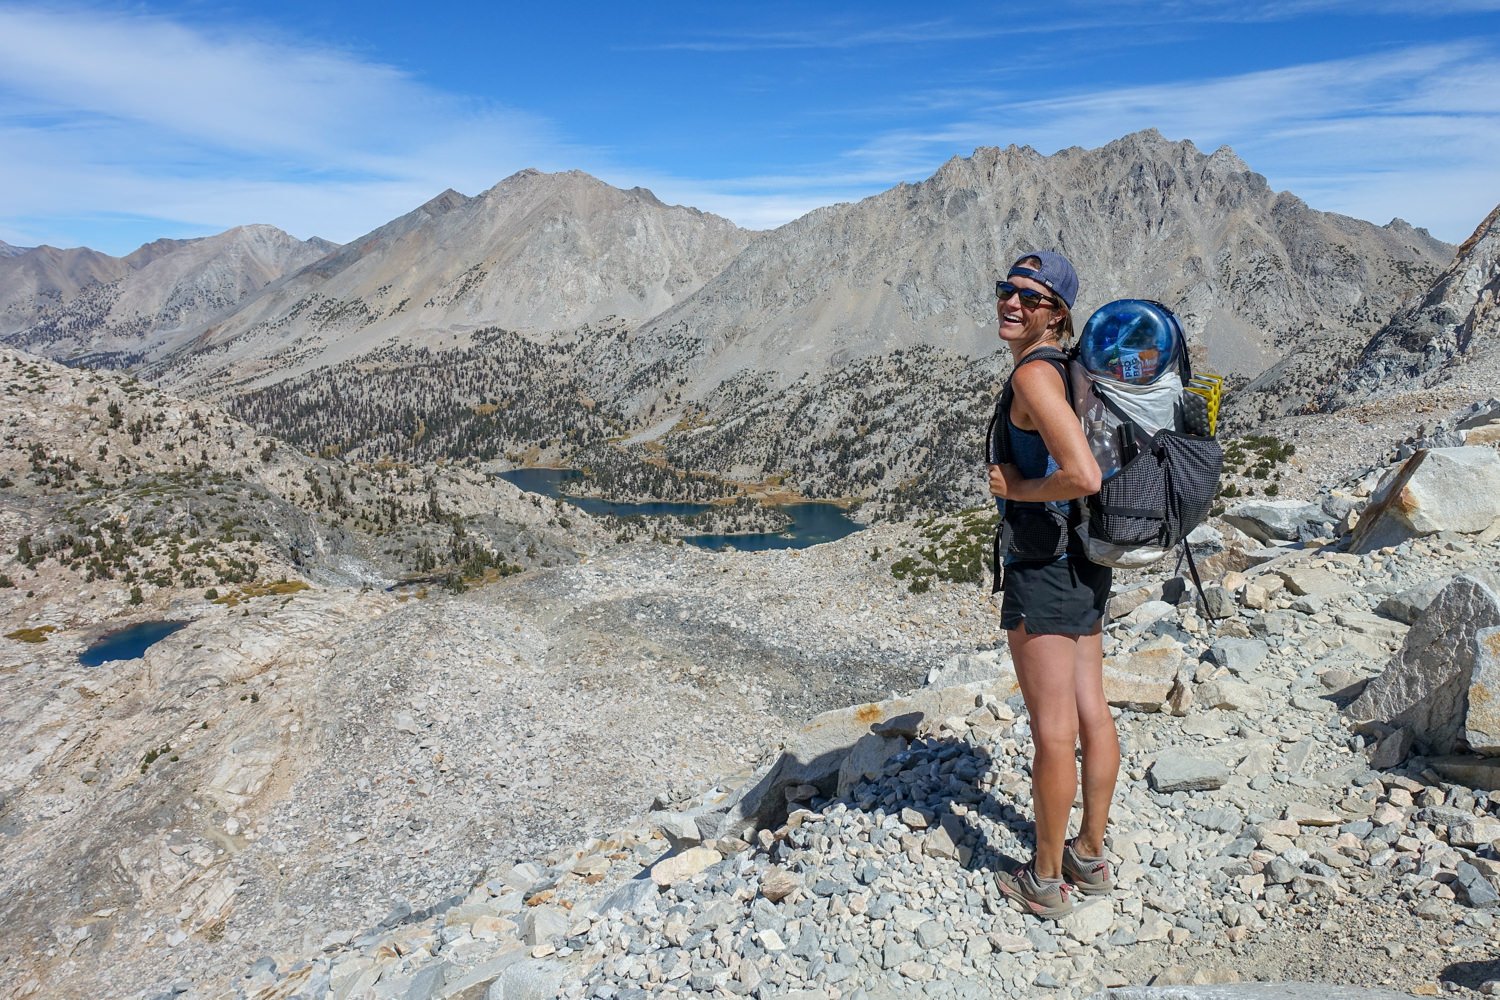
[
  {"left": 636, "top": 17, "right": 1017, "bottom": 52},
  {"left": 812, "top": 42, "right": 1500, "bottom": 241},
  {"left": 0, "top": 4, "right": 583, "bottom": 250},
  {"left": 0, "top": 3, "right": 1494, "bottom": 254}
]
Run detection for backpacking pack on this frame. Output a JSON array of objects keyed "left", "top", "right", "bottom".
[
  {"left": 985, "top": 300, "right": 1224, "bottom": 589},
  {"left": 1072, "top": 299, "right": 1224, "bottom": 570}
]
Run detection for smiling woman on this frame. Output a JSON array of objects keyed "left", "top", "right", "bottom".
[{"left": 984, "top": 250, "right": 1119, "bottom": 919}]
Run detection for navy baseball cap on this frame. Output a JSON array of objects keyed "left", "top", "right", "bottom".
[{"left": 1008, "top": 251, "right": 1078, "bottom": 311}]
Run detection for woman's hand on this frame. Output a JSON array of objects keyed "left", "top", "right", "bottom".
[{"left": 988, "top": 463, "right": 1021, "bottom": 499}]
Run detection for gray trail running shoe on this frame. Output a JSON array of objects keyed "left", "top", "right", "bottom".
[
  {"left": 1061, "top": 838, "right": 1114, "bottom": 895},
  {"left": 994, "top": 862, "right": 1075, "bottom": 919}
]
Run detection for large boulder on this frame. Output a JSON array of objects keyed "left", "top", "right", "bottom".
[
  {"left": 1220, "top": 500, "right": 1330, "bottom": 544},
  {"left": 1352, "top": 447, "right": 1500, "bottom": 553},
  {"left": 1345, "top": 576, "right": 1500, "bottom": 756}
]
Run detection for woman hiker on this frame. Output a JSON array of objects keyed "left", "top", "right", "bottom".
[{"left": 986, "top": 251, "right": 1119, "bottom": 918}]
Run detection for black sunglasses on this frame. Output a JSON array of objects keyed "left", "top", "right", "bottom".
[{"left": 995, "top": 280, "right": 1059, "bottom": 309}]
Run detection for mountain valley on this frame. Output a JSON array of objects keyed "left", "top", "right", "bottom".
[{"left": 2, "top": 130, "right": 1500, "bottom": 999}]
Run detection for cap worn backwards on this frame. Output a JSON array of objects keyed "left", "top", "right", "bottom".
[{"left": 1008, "top": 251, "right": 1078, "bottom": 311}]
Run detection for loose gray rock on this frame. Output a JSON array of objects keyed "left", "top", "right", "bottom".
[
  {"left": 1201, "top": 586, "right": 1237, "bottom": 621},
  {"left": 1374, "top": 577, "right": 1451, "bottom": 625},
  {"left": 1148, "top": 752, "right": 1228, "bottom": 793},
  {"left": 837, "top": 732, "right": 910, "bottom": 799},
  {"left": 648, "top": 810, "right": 702, "bottom": 849},
  {"left": 1204, "top": 638, "right": 1270, "bottom": 675},
  {"left": 595, "top": 877, "right": 658, "bottom": 917},
  {"left": 519, "top": 905, "right": 569, "bottom": 946},
  {"left": 1221, "top": 500, "right": 1329, "bottom": 544},
  {"left": 1366, "top": 726, "right": 1415, "bottom": 769},
  {"left": 1195, "top": 678, "right": 1267, "bottom": 713},
  {"left": 486, "top": 958, "right": 567, "bottom": 1000},
  {"left": 1454, "top": 862, "right": 1500, "bottom": 909}
]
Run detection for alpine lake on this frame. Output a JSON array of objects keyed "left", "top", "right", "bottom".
[
  {"left": 79, "top": 620, "right": 189, "bottom": 666},
  {"left": 497, "top": 468, "right": 862, "bottom": 551}
]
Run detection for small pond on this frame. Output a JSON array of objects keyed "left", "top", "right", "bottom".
[
  {"left": 79, "top": 620, "right": 189, "bottom": 666},
  {"left": 498, "top": 468, "right": 862, "bottom": 551}
]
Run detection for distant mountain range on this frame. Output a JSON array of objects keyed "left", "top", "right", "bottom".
[
  {"left": 0, "top": 226, "right": 337, "bottom": 368},
  {"left": 2, "top": 129, "right": 1493, "bottom": 510},
  {"left": 1, "top": 131, "right": 1454, "bottom": 387}
]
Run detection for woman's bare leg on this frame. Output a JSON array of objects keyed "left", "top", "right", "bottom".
[
  {"left": 1072, "top": 627, "right": 1118, "bottom": 859},
  {"left": 1007, "top": 625, "right": 1081, "bottom": 880}
]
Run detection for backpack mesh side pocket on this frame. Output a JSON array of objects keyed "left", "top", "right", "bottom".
[
  {"left": 1160, "top": 432, "right": 1223, "bottom": 542},
  {"left": 1089, "top": 431, "right": 1223, "bottom": 549}
]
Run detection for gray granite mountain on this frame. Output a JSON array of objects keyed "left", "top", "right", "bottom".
[
  {"left": 144, "top": 171, "right": 755, "bottom": 393},
  {"left": 0, "top": 226, "right": 338, "bottom": 367},
  {"left": 2, "top": 132, "right": 1465, "bottom": 512},
  {"left": 52, "top": 131, "right": 1444, "bottom": 404},
  {"left": 1322, "top": 202, "right": 1500, "bottom": 409},
  {"left": 0, "top": 239, "right": 32, "bottom": 258},
  {"left": 585, "top": 130, "right": 1450, "bottom": 418}
]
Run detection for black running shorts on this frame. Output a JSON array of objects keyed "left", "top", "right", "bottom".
[{"left": 999, "top": 556, "right": 1111, "bottom": 636}]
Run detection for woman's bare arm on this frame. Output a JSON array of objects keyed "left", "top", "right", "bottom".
[{"left": 991, "top": 360, "right": 1101, "bottom": 502}]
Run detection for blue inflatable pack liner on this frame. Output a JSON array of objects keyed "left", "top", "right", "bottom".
[{"left": 1078, "top": 299, "right": 1184, "bottom": 386}]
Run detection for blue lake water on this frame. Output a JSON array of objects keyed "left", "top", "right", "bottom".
[
  {"left": 497, "top": 468, "right": 862, "bottom": 551},
  {"left": 79, "top": 620, "right": 189, "bottom": 666}
]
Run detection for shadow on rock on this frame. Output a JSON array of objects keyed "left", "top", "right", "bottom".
[{"left": 1441, "top": 957, "right": 1500, "bottom": 992}]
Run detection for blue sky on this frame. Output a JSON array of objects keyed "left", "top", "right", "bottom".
[{"left": 1, "top": 1, "right": 1497, "bottom": 255}]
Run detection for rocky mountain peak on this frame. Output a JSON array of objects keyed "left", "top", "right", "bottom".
[
  {"left": 135, "top": 169, "right": 755, "bottom": 391},
  {"left": 1323, "top": 200, "right": 1500, "bottom": 409},
  {"left": 417, "top": 187, "right": 471, "bottom": 216},
  {"left": 600, "top": 132, "right": 1452, "bottom": 431},
  {"left": 1205, "top": 143, "right": 1252, "bottom": 176},
  {"left": 0, "top": 225, "right": 342, "bottom": 364},
  {"left": 0, "top": 238, "right": 33, "bottom": 258}
]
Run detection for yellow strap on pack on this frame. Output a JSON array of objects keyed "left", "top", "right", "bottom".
[{"left": 1185, "top": 373, "right": 1224, "bottom": 436}]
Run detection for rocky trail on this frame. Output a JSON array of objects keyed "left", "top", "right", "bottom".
[
  {"left": 213, "top": 512, "right": 1500, "bottom": 1000},
  {"left": 5, "top": 375, "right": 1500, "bottom": 1000},
  {"left": 4, "top": 428, "right": 1495, "bottom": 999}
]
